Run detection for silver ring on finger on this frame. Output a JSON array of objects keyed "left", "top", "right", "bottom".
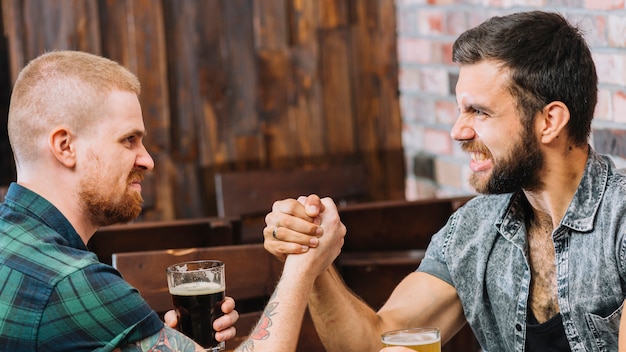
[{"left": 272, "top": 227, "right": 279, "bottom": 239}]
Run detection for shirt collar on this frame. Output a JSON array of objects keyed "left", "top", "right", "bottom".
[
  {"left": 3, "top": 183, "right": 87, "bottom": 250},
  {"left": 559, "top": 147, "right": 609, "bottom": 233}
]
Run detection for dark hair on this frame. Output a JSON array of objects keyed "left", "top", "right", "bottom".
[{"left": 452, "top": 11, "right": 597, "bottom": 146}]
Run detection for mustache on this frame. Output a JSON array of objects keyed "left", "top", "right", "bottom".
[
  {"left": 461, "top": 140, "right": 491, "bottom": 155},
  {"left": 127, "top": 170, "right": 145, "bottom": 183}
]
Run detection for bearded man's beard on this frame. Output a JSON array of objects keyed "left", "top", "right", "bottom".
[
  {"left": 80, "top": 170, "right": 144, "bottom": 226},
  {"left": 466, "top": 127, "right": 544, "bottom": 194}
]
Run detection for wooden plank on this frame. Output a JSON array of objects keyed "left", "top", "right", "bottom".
[
  {"left": 2, "top": 0, "right": 27, "bottom": 82},
  {"left": 161, "top": 0, "right": 230, "bottom": 217},
  {"left": 373, "top": 0, "right": 403, "bottom": 151},
  {"left": 2, "top": 0, "right": 101, "bottom": 82},
  {"left": 222, "top": 0, "right": 258, "bottom": 136},
  {"left": 288, "top": 0, "right": 325, "bottom": 158},
  {"left": 215, "top": 163, "right": 368, "bottom": 217},
  {"left": 0, "top": 5, "right": 13, "bottom": 185},
  {"left": 338, "top": 196, "right": 473, "bottom": 252},
  {"left": 253, "top": 0, "right": 288, "bottom": 50},
  {"left": 215, "top": 163, "right": 368, "bottom": 244},
  {"left": 288, "top": 0, "right": 318, "bottom": 46},
  {"left": 317, "top": 0, "right": 349, "bottom": 29},
  {"left": 320, "top": 28, "right": 356, "bottom": 154},
  {"left": 257, "top": 48, "right": 296, "bottom": 162},
  {"left": 88, "top": 217, "right": 239, "bottom": 265},
  {"left": 349, "top": 0, "right": 404, "bottom": 201}
]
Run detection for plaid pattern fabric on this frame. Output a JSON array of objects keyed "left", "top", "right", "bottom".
[{"left": 0, "top": 183, "right": 163, "bottom": 351}]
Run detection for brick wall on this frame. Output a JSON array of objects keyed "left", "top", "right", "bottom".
[{"left": 396, "top": 0, "right": 626, "bottom": 200}]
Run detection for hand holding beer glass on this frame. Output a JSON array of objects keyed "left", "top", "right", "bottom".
[
  {"left": 381, "top": 327, "right": 441, "bottom": 352},
  {"left": 167, "top": 260, "right": 226, "bottom": 351}
]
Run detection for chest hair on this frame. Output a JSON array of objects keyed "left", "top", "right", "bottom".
[{"left": 526, "top": 216, "right": 560, "bottom": 323}]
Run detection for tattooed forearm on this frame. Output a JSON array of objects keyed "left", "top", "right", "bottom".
[
  {"left": 119, "top": 326, "right": 200, "bottom": 352},
  {"left": 235, "top": 297, "right": 280, "bottom": 352}
]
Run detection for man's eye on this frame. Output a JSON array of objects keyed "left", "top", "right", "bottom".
[{"left": 473, "top": 108, "right": 488, "bottom": 117}]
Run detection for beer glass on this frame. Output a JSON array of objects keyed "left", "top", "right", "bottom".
[
  {"left": 381, "top": 327, "right": 441, "bottom": 352},
  {"left": 167, "top": 260, "right": 225, "bottom": 351}
]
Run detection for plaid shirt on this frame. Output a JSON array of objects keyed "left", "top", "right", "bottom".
[{"left": 0, "top": 183, "right": 163, "bottom": 351}]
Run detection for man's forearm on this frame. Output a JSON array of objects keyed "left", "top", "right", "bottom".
[
  {"left": 308, "top": 266, "right": 382, "bottom": 352},
  {"left": 235, "top": 259, "right": 314, "bottom": 352}
]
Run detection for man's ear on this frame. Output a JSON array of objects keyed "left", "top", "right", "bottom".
[
  {"left": 539, "top": 101, "right": 570, "bottom": 143},
  {"left": 49, "top": 127, "right": 76, "bottom": 168}
]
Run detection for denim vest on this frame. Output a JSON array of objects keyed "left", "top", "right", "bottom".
[{"left": 418, "top": 148, "right": 626, "bottom": 352}]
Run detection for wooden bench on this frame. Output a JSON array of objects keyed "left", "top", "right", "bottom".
[
  {"left": 112, "top": 244, "right": 324, "bottom": 352},
  {"left": 88, "top": 217, "right": 239, "bottom": 265},
  {"left": 214, "top": 163, "right": 368, "bottom": 243}
]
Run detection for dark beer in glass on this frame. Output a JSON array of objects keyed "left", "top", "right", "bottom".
[{"left": 167, "top": 260, "right": 225, "bottom": 351}]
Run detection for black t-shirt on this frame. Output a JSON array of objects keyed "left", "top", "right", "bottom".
[{"left": 525, "top": 308, "right": 571, "bottom": 351}]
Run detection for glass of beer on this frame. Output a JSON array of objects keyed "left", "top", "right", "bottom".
[
  {"left": 381, "top": 327, "right": 441, "bottom": 351},
  {"left": 166, "top": 260, "right": 225, "bottom": 351}
]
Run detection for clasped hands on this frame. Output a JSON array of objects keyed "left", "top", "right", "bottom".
[{"left": 264, "top": 195, "right": 344, "bottom": 262}]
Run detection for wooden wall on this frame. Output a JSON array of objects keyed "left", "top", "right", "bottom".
[{"left": 0, "top": 0, "right": 404, "bottom": 220}]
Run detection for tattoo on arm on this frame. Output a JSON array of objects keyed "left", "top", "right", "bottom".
[
  {"left": 235, "top": 294, "right": 279, "bottom": 352},
  {"left": 119, "top": 326, "right": 198, "bottom": 352}
]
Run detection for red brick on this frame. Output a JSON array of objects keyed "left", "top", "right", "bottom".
[
  {"left": 424, "top": 128, "right": 453, "bottom": 155},
  {"left": 397, "top": 37, "right": 432, "bottom": 64},
  {"left": 401, "top": 96, "right": 437, "bottom": 124},
  {"left": 435, "top": 100, "right": 458, "bottom": 125},
  {"left": 613, "top": 91, "right": 626, "bottom": 124},
  {"left": 566, "top": 13, "right": 607, "bottom": 47},
  {"left": 402, "top": 123, "right": 426, "bottom": 151},
  {"left": 441, "top": 41, "right": 455, "bottom": 65},
  {"left": 445, "top": 10, "right": 469, "bottom": 36},
  {"left": 595, "top": 89, "right": 612, "bottom": 122},
  {"left": 608, "top": 15, "right": 626, "bottom": 47},
  {"left": 399, "top": 95, "right": 420, "bottom": 123},
  {"left": 396, "top": 0, "right": 427, "bottom": 5},
  {"left": 585, "top": 0, "right": 625, "bottom": 10},
  {"left": 396, "top": 7, "right": 419, "bottom": 34},
  {"left": 427, "top": 0, "right": 456, "bottom": 5},
  {"left": 593, "top": 52, "right": 626, "bottom": 86},
  {"left": 398, "top": 66, "right": 422, "bottom": 92},
  {"left": 419, "top": 67, "right": 449, "bottom": 95},
  {"left": 417, "top": 9, "right": 445, "bottom": 35}
]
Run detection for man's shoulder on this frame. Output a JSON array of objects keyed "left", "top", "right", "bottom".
[{"left": 0, "top": 218, "right": 100, "bottom": 287}]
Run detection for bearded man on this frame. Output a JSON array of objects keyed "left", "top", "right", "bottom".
[
  {"left": 0, "top": 51, "right": 239, "bottom": 352},
  {"left": 262, "top": 11, "right": 626, "bottom": 352}
]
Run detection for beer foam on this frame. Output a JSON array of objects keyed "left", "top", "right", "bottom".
[
  {"left": 169, "top": 281, "right": 224, "bottom": 296},
  {"left": 383, "top": 331, "right": 440, "bottom": 345}
]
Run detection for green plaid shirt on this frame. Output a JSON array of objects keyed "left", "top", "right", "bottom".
[{"left": 0, "top": 183, "right": 163, "bottom": 351}]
